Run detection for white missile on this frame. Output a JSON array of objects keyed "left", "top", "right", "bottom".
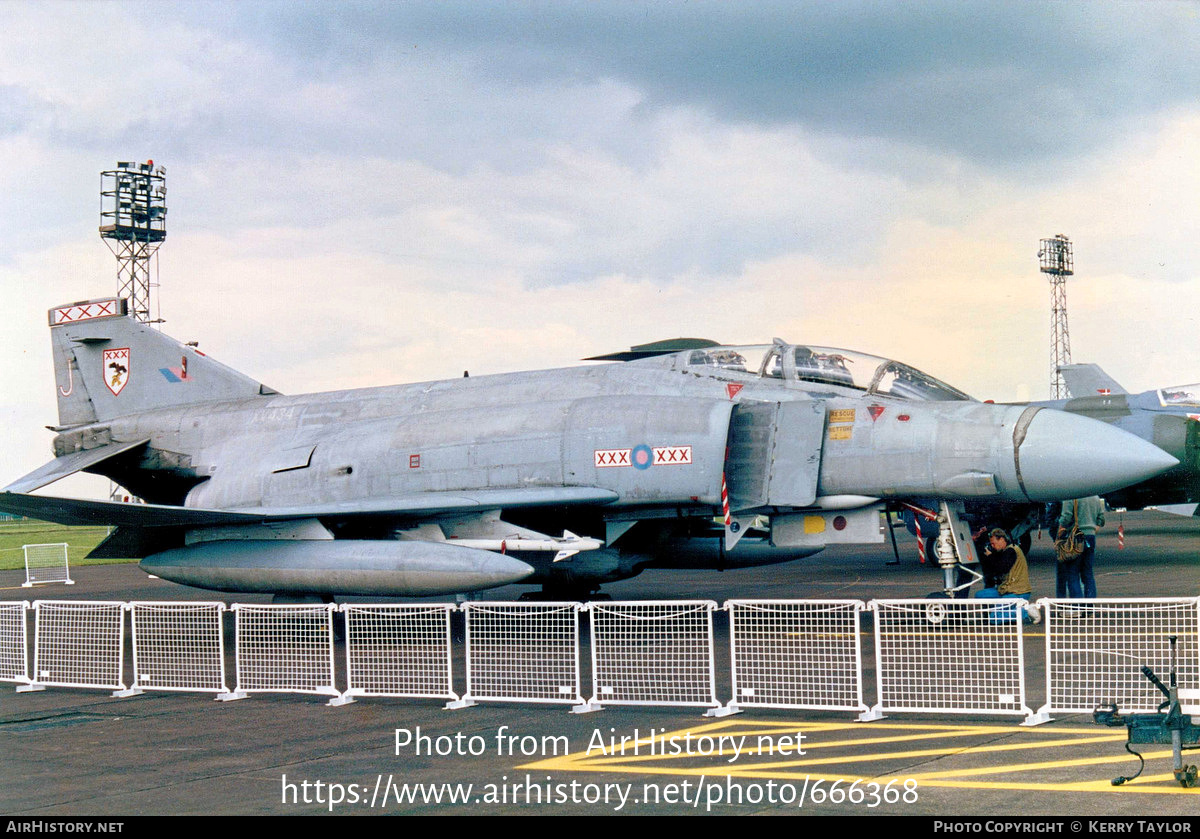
[{"left": 446, "top": 530, "right": 605, "bottom": 562}]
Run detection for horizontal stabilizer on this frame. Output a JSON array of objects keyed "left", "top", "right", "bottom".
[
  {"left": 3, "top": 439, "right": 150, "bottom": 494},
  {"left": 1060, "top": 363, "right": 1127, "bottom": 397}
]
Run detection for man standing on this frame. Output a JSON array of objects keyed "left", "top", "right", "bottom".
[{"left": 1057, "top": 496, "right": 1105, "bottom": 598}]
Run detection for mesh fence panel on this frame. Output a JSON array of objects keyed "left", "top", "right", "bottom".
[
  {"left": 32, "top": 600, "right": 125, "bottom": 690},
  {"left": 871, "top": 599, "right": 1030, "bottom": 718},
  {"left": 727, "top": 599, "right": 866, "bottom": 711},
  {"left": 130, "top": 602, "right": 229, "bottom": 693},
  {"left": 462, "top": 602, "right": 582, "bottom": 705},
  {"left": 23, "top": 543, "right": 71, "bottom": 586},
  {"left": 589, "top": 600, "right": 718, "bottom": 708},
  {"left": 232, "top": 604, "right": 339, "bottom": 697},
  {"left": 343, "top": 604, "right": 456, "bottom": 700},
  {"left": 0, "top": 601, "right": 30, "bottom": 684},
  {"left": 1041, "top": 598, "right": 1200, "bottom": 714}
]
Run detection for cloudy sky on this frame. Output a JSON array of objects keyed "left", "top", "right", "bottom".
[{"left": 2, "top": 1, "right": 1198, "bottom": 491}]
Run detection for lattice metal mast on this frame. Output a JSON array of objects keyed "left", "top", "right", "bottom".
[
  {"left": 1038, "top": 234, "right": 1074, "bottom": 399},
  {"left": 100, "top": 161, "right": 167, "bottom": 324}
]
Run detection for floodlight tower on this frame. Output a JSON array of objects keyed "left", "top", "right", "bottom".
[
  {"left": 1038, "top": 234, "right": 1074, "bottom": 399},
  {"left": 100, "top": 161, "right": 167, "bottom": 324}
]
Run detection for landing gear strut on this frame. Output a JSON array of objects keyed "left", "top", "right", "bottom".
[{"left": 933, "top": 502, "right": 981, "bottom": 598}]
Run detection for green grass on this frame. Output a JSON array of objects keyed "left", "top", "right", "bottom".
[{"left": 0, "top": 519, "right": 136, "bottom": 570}]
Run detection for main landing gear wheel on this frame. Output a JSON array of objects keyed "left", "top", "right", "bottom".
[{"left": 923, "top": 591, "right": 951, "bottom": 624}]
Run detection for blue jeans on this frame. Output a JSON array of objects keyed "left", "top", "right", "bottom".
[
  {"left": 1079, "top": 535, "right": 1097, "bottom": 598},
  {"left": 1056, "top": 535, "right": 1096, "bottom": 598},
  {"left": 974, "top": 590, "right": 1034, "bottom": 623}
]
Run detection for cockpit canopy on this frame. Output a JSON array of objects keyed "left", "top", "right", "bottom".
[
  {"left": 1158, "top": 384, "right": 1200, "bottom": 409},
  {"left": 681, "top": 342, "right": 973, "bottom": 401}
]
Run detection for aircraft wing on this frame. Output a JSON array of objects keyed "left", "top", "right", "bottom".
[
  {"left": 1151, "top": 503, "right": 1199, "bottom": 517},
  {"left": 0, "top": 491, "right": 263, "bottom": 528},
  {"left": 0, "top": 486, "right": 620, "bottom": 529},
  {"left": 1060, "top": 363, "right": 1127, "bottom": 396},
  {"left": 2, "top": 439, "right": 151, "bottom": 494}
]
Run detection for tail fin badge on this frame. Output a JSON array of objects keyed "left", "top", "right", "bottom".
[{"left": 103, "top": 348, "right": 130, "bottom": 396}]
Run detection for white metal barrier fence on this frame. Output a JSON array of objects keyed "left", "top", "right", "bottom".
[
  {"left": 459, "top": 602, "right": 585, "bottom": 710},
  {"left": 231, "top": 603, "right": 342, "bottom": 704},
  {"left": 1037, "top": 597, "right": 1200, "bottom": 718},
  {"left": 869, "top": 599, "right": 1035, "bottom": 723},
  {"left": 31, "top": 600, "right": 126, "bottom": 693},
  {"left": 342, "top": 603, "right": 457, "bottom": 703},
  {"left": 7, "top": 595, "right": 1200, "bottom": 725},
  {"left": 587, "top": 600, "right": 721, "bottom": 712},
  {"left": 0, "top": 601, "right": 31, "bottom": 687},
  {"left": 127, "top": 602, "right": 235, "bottom": 698},
  {"left": 22, "top": 543, "right": 73, "bottom": 587},
  {"left": 725, "top": 599, "right": 867, "bottom": 715}
]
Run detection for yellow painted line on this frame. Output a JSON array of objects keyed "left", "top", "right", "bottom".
[
  {"left": 736, "top": 773, "right": 1200, "bottom": 795},
  {"left": 908, "top": 749, "right": 1181, "bottom": 779},
  {"left": 639, "top": 765, "right": 1200, "bottom": 795},
  {"left": 526, "top": 733, "right": 1126, "bottom": 773},
  {"left": 518, "top": 719, "right": 1197, "bottom": 795},
  {"left": 701, "top": 721, "right": 1108, "bottom": 735},
  {"left": 698, "top": 735, "right": 1129, "bottom": 772},
  {"left": 524, "top": 723, "right": 1120, "bottom": 767},
  {"left": 542, "top": 732, "right": 1127, "bottom": 770},
  {"left": 520, "top": 758, "right": 1199, "bottom": 795},
  {"left": 536, "top": 720, "right": 1120, "bottom": 756},
  {"left": 885, "top": 777, "right": 1200, "bottom": 795}
]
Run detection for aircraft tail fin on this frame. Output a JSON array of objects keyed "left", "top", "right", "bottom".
[
  {"left": 49, "top": 298, "right": 278, "bottom": 428},
  {"left": 1059, "top": 363, "right": 1127, "bottom": 397}
]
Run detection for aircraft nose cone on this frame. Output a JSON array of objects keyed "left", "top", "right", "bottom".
[{"left": 1016, "top": 409, "right": 1179, "bottom": 501}]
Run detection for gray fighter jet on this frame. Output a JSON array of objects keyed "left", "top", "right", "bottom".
[
  {"left": 0, "top": 299, "right": 1177, "bottom": 598},
  {"left": 1046, "top": 364, "right": 1200, "bottom": 514}
]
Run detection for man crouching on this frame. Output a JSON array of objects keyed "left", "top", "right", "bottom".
[{"left": 975, "top": 527, "right": 1041, "bottom": 624}]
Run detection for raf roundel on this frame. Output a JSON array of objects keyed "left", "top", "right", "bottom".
[{"left": 631, "top": 444, "right": 654, "bottom": 470}]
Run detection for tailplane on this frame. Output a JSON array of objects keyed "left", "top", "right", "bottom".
[{"left": 49, "top": 298, "right": 277, "bottom": 428}]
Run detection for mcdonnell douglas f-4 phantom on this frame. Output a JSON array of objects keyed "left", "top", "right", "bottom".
[{"left": 0, "top": 299, "right": 1178, "bottom": 599}]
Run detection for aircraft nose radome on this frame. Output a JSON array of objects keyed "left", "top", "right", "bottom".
[{"left": 1016, "top": 409, "right": 1179, "bottom": 501}]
